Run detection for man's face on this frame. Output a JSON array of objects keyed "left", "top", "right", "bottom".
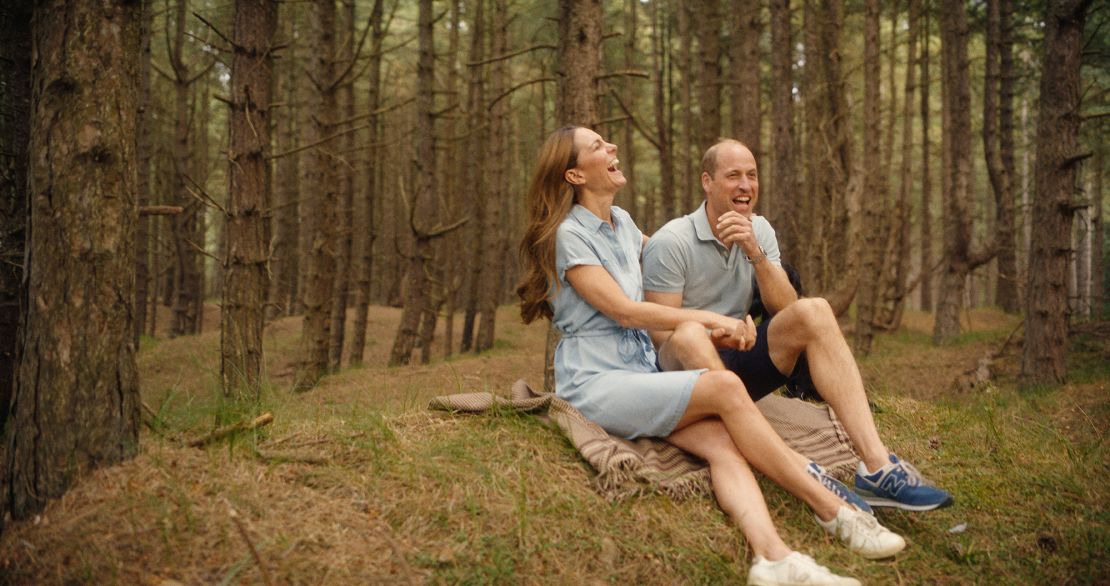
[{"left": 702, "top": 143, "right": 759, "bottom": 221}]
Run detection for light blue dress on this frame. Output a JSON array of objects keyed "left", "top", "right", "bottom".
[{"left": 552, "top": 204, "right": 705, "bottom": 439}]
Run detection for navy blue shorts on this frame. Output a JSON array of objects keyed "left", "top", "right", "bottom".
[{"left": 719, "top": 316, "right": 795, "bottom": 401}]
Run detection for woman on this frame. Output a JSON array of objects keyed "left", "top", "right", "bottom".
[{"left": 517, "top": 127, "right": 904, "bottom": 586}]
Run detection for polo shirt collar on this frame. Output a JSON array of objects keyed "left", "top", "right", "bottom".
[
  {"left": 692, "top": 202, "right": 718, "bottom": 242},
  {"left": 570, "top": 203, "right": 617, "bottom": 232}
]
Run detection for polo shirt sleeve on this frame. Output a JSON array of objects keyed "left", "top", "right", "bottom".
[
  {"left": 555, "top": 225, "right": 602, "bottom": 284},
  {"left": 755, "top": 216, "right": 783, "bottom": 268},
  {"left": 642, "top": 230, "right": 687, "bottom": 293}
]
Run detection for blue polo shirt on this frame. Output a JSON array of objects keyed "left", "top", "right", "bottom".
[{"left": 642, "top": 202, "right": 782, "bottom": 318}]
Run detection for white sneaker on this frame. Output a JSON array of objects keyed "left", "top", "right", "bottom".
[
  {"left": 817, "top": 505, "right": 907, "bottom": 559},
  {"left": 747, "top": 552, "right": 861, "bottom": 586}
]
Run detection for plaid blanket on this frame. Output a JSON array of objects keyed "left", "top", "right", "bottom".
[{"left": 430, "top": 379, "right": 859, "bottom": 500}]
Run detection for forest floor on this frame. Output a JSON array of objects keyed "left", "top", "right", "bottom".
[{"left": 0, "top": 305, "right": 1107, "bottom": 585}]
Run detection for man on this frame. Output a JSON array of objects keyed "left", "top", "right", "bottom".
[{"left": 642, "top": 139, "right": 953, "bottom": 511}]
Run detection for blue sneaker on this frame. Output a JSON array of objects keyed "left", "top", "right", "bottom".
[
  {"left": 806, "top": 462, "right": 874, "bottom": 515},
  {"left": 854, "top": 454, "right": 954, "bottom": 511}
]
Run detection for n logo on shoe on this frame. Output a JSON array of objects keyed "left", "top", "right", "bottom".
[{"left": 879, "top": 474, "right": 906, "bottom": 495}]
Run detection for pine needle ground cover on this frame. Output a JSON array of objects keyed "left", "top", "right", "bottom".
[{"left": 1, "top": 307, "right": 1106, "bottom": 584}]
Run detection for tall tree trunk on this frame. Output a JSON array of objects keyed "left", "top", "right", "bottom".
[
  {"left": 170, "top": 0, "right": 200, "bottom": 337},
  {"left": 769, "top": 0, "right": 797, "bottom": 263},
  {"left": 329, "top": 1, "right": 357, "bottom": 369},
  {"left": 3, "top": 0, "right": 141, "bottom": 521},
  {"left": 877, "top": 0, "right": 920, "bottom": 331},
  {"left": 221, "top": 0, "right": 276, "bottom": 400},
  {"left": 389, "top": 0, "right": 438, "bottom": 366},
  {"left": 731, "top": 0, "right": 762, "bottom": 161},
  {"left": 622, "top": 0, "right": 639, "bottom": 224},
  {"left": 984, "top": 0, "right": 1018, "bottom": 315},
  {"left": 0, "top": 0, "right": 31, "bottom": 432},
  {"left": 349, "top": 0, "right": 385, "bottom": 367},
  {"left": 695, "top": 0, "right": 722, "bottom": 150},
  {"left": 1021, "top": 0, "right": 1091, "bottom": 385},
  {"left": 293, "top": 0, "right": 339, "bottom": 390},
  {"left": 441, "top": 0, "right": 463, "bottom": 359},
  {"left": 995, "top": 0, "right": 1020, "bottom": 312},
  {"left": 651, "top": 0, "right": 673, "bottom": 232},
  {"left": 678, "top": 3, "right": 695, "bottom": 213},
  {"left": 267, "top": 1, "right": 300, "bottom": 320},
  {"left": 477, "top": 0, "right": 509, "bottom": 353},
  {"left": 934, "top": 0, "right": 993, "bottom": 344},
  {"left": 459, "top": 0, "right": 486, "bottom": 354},
  {"left": 855, "top": 0, "right": 883, "bottom": 355},
  {"left": 134, "top": 0, "right": 154, "bottom": 345},
  {"left": 919, "top": 2, "right": 933, "bottom": 311}
]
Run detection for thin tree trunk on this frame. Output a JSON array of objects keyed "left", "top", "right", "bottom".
[
  {"left": 769, "top": 0, "right": 797, "bottom": 263},
  {"left": 329, "top": 1, "right": 357, "bottom": 369},
  {"left": 134, "top": 0, "right": 154, "bottom": 345},
  {"left": 731, "top": 0, "right": 761, "bottom": 158},
  {"left": 855, "top": 0, "right": 883, "bottom": 355},
  {"left": 1021, "top": 0, "right": 1091, "bottom": 385},
  {"left": 389, "top": 0, "right": 438, "bottom": 366},
  {"left": 995, "top": 0, "right": 1020, "bottom": 312},
  {"left": 3, "top": 0, "right": 141, "bottom": 521},
  {"left": 678, "top": 3, "right": 695, "bottom": 213},
  {"left": 170, "top": 0, "right": 199, "bottom": 337},
  {"left": 919, "top": 2, "right": 933, "bottom": 311},
  {"left": 349, "top": 0, "right": 385, "bottom": 367},
  {"left": 293, "top": 0, "right": 339, "bottom": 390},
  {"left": 695, "top": 0, "right": 722, "bottom": 151},
  {"left": 220, "top": 0, "right": 276, "bottom": 400},
  {"left": 267, "top": 2, "right": 299, "bottom": 320},
  {"left": 652, "top": 0, "right": 673, "bottom": 231},
  {"left": 984, "top": 0, "right": 1018, "bottom": 316}
]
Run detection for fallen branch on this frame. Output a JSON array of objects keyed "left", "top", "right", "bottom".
[{"left": 187, "top": 412, "right": 274, "bottom": 448}]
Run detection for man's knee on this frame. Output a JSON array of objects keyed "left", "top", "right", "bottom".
[
  {"left": 671, "top": 321, "right": 711, "bottom": 349},
  {"left": 785, "top": 297, "right": 838, "bottom": 338}
]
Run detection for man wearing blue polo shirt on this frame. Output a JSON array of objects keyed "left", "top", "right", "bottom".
[{"left": 642, "top": 138, "right": 953, "bottom": 512}]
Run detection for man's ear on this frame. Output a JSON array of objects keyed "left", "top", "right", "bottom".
[
  {"left": 565, "top": 168, "right": 585, "bottom": 185},
  {"left": 701, "top": 171, "right": 712, "bottom": 193}
]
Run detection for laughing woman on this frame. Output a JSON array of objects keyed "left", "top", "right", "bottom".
[{"left": 516, "top": 127, "right": 904, "bottom": 586}]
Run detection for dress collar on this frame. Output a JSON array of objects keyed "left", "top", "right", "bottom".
[{"left": 570, "top": 203, "right": 618, "bottom": 232}]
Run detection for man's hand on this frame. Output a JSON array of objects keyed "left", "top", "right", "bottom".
[
  {"left": 709, "top": 314, "right": 757, "bottom": 351},
  {"left": 715, "top": 211, "right": 762, "bottom": 258}
]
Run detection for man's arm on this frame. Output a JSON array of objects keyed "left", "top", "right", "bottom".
[{"left": 751, "top": 260, "right": 797, "bottom": 315}]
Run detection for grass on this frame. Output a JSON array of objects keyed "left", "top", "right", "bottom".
[{"left": 0, "top": 305, "right": 1106, "bottom": 584}]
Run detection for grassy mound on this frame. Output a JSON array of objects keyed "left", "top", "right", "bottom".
[{"left": 1, "top": 307, "right": 1106, "bottom": 584}]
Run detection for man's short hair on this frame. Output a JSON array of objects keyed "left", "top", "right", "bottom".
[{"left": 701, "top": 138, "right": 751, "bottom": 177}]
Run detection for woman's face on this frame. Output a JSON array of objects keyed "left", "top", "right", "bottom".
[{"left": 565, "top": 128, "right": 625, "bottom": 195}]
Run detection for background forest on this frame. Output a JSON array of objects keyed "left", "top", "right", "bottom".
[{"left": 0, "top": 0, "right": 1107, "bottom": 583}]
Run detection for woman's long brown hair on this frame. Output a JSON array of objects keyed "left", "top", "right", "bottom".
[{"left": 516, "top": 126, "right": 580, "bottom": 324}]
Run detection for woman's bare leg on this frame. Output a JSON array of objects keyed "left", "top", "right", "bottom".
[
  {"left": 674, "top": 369, "right": 844, "bottom": 522},
  {"left": 667, "top": 418, "right": 793, "bottom": 561}
]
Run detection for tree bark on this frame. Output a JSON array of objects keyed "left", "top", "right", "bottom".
[
  {"left": 695, "top": 0, "right": 722, "bottom": 151},
  {"left": 169, "top": 0, "right": 201, "bottom": 337},
  {"left": 934, "top": 0, "right": 993, "bottom": 344},
  {"left": 996, "top": 0, "right": 1020, "bottom": 312},
  {"left": 1021, "top": 0, "right": 1091, "bottom": 385},
  {"left": 855, "top": 0, "right": 883, "bottom": 355},
  {"left": 918, "top": 2, "right": 933, "bottom": 311},
  {"left": 651, "top": 0, "right": 674, "bottom": 232},
  {"left": 3, "top": 0, "right": 141, "bottom": 521},
  {"left": 557, "top": 0, "right": 602, "bottom": 125},
  {"left": 220, "top": 0, "right": 276, "bottom": 400},
  {"left": 389, "top": 0, "right": 438, "bottom": 366},
  {"left": 769, "top": 0, "right": 797, "bottom": 264},
  {"left": 329, "top": 1, "right": 358, "bottom": 369},
  {"left": 267, "top": 1, "right": 300, "bottom": 320},
  {"left": 984, "top": 0, "right": 1018, "bottom": 316},
  {"left": 293, "top": 0, "right": 339, "bottom": 390},
  {"left": 0, "top": 0, "right": 31, "bottom": 433},
  {"left": 134, "top": 0, "right": 154, "bottom": 345},
  {"left": 349, "top": 0, "right": 385, "bottom": 367},
  {"left": 731, "top": 0, "right": 762, "bottom": 161}
]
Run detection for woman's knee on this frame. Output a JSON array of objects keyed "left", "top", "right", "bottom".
[{"left": 698, "top": 370, "right": 754, "bottom": 413}]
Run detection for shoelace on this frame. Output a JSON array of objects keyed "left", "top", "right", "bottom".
[{"left": 893, "top": 457, "right": 926, "bottom": 488}]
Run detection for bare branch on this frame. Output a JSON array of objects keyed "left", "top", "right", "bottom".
[
  {"left": 267, "top": 122, "right": 373, "bottom": 160},
  {"left": 488, "top": 77, "right": 555, "bottom": 109},
  {"left": 596, "top": 69, "right": 650, "bottom": 81},
  {"left": 467, "top": 44, "right": 556, "bottom": 66},
  {"left": 607, "top": 89, "right": 661, "bottom": 149},
  {"left": 192, "top": 11, "right": 236, "bottom": 50},
  {"left": 139, "top": 205, "right": 184, "bottom": 216}
]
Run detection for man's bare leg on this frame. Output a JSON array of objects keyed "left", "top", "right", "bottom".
[{"left": 765, "top": 298, "right": 889, "bottom": 473}]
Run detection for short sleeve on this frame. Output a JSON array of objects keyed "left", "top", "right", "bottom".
[
  {"left": 755, "top": 216, "right": 783, "bottom": 267},
  {"left": 642, "top": 230, "right": 688, "bottom": 293},
  {"left": 555, "top": 225, "right": 602, "bottom": 283}
]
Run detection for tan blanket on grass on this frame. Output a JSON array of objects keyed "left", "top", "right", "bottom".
[{"left": 429, "top": 379, "right": 859, "bottom": 500}]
